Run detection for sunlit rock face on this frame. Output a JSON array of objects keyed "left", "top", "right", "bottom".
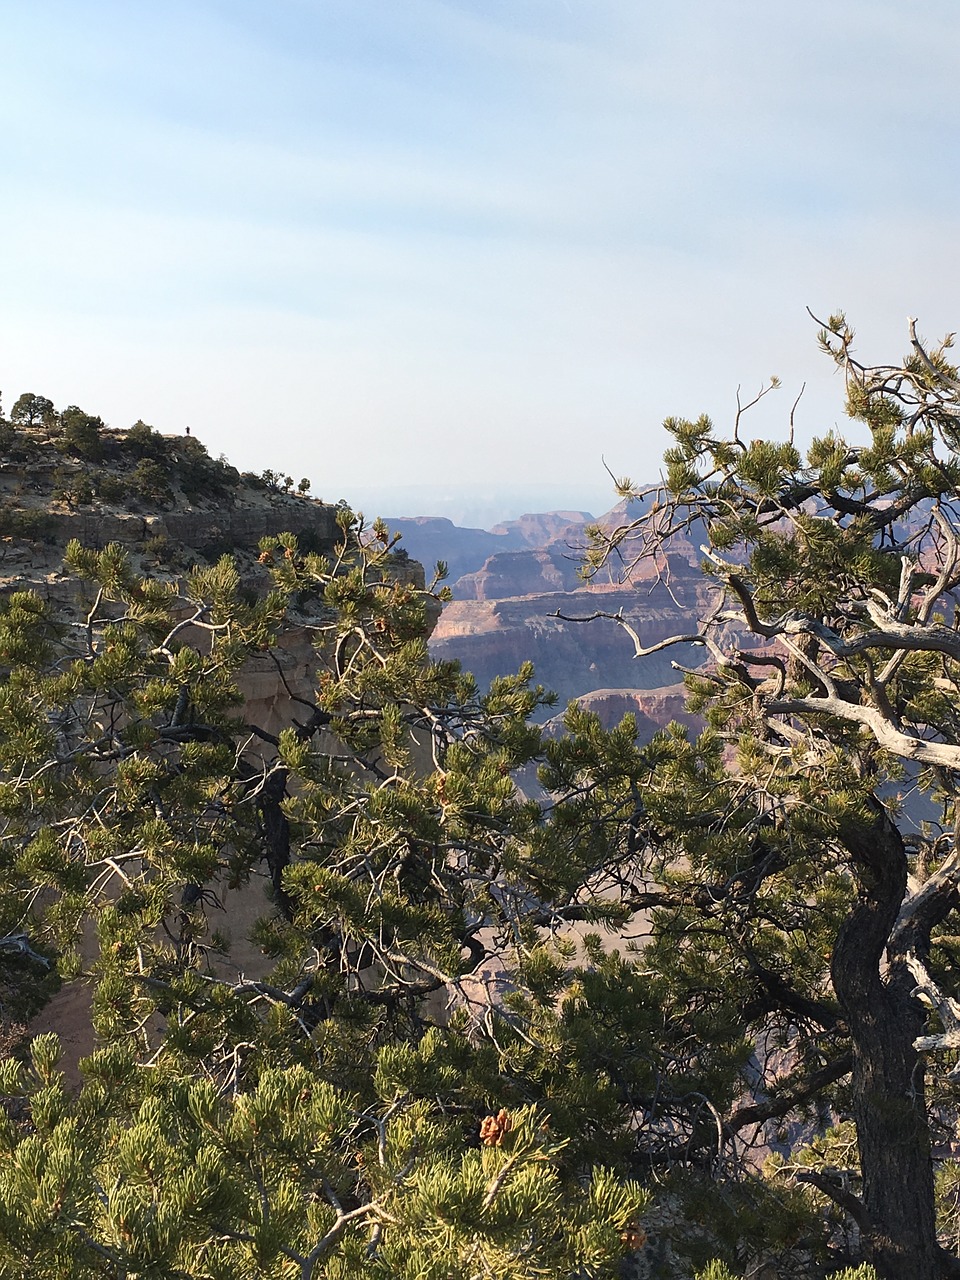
[
  {"left": 424, "top": 500, "right": 715, "bottom": 730},
  {"left": 453, "top": 547, "right": 584, "bottom": 600},
  {"left": 432, "top": 586, "right": 710, "bottom": 716}
]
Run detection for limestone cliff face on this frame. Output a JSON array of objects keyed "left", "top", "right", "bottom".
[
  {"left": 453, "top": 547, "right": 584, "bottom": 600},
  {"left": 431, "top": 520, "right": 713, "bottom": 727},
  {"left": 0, "top": 425, "right": 340, "bottom": 587},
  {"left": 34, "top": 503, "right": 341, "bottom": 558}
]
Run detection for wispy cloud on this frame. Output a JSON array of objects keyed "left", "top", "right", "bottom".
[{"left": 1, "top": 1, "right": 959, "bottom": 508}]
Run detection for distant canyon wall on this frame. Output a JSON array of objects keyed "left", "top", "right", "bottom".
[{"left": 412, "top": 504, "right": 713, "bottom": 732}]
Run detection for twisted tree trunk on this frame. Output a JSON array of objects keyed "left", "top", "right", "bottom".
[{"left": 834, "top": 804, "right": 944, "bottom": 1280}]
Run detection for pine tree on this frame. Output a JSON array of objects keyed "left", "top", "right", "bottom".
[
  {"left": 0, "top": 510, "right": 647, "bottom": 1277},
  {"left": 572, "top": 315, "right": 960, "bottom": 1279},
  {"left": 17, "top": 331, "right": 960, "bottom": 1275}
]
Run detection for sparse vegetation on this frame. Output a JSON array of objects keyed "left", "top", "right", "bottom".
[
  {"left": 0, "top": 506, "right": 54, "bottom": 540},
  {"left": 143, "top": 532, "right": 176, "bottom": 566},
  {"left": 95, "top": 473, "right": 127, "bottom": 504},
  {"left": 52, "top": 466, "right": 94, "bottom": 508},
  {"left": 125, "top": 419, "right": 169, "bottom": 459},
  {"left": 175, "top": 434, "right": 241, "bottom": 502},
  {"left": 130, "top": 455, "right": 174, "bottom": 504},
  {"left": 58, "top": 405, "right": 103, "bottom": 460},
  {"left": 9, "top": 392, "right": 56, "bottom": 428}
]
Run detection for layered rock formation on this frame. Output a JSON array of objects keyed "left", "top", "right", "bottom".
[
  {"left": 384, "top": 511, "right": 592, "bottom": 586},
  {"left": 433, "top": 584, "right": 708, "bottom": 711},
  {"left": 453, "top": 547, "right": 583, "bottom": 600},
  {"left": 424, "top": 503, "right": 714, "bottom": 732}
]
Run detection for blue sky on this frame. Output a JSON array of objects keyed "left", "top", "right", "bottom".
[{"left": 3, "top": 1, "right": 960, "bottom": 521}]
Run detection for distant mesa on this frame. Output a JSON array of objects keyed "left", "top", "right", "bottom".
[{"left": 382, "top": 509, "right": 595, "bottom": 587}]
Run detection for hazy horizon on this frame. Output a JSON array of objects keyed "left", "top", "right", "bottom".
[{"left": 323, "top": 477, "right": 618, "bottom": 529}]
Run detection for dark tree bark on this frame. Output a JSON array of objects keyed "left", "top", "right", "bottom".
[
  {"left": 258, "top": 766, "right": 293, "bottom": 921},
  {"left": 833, "top": 802, "right": 943, "bottom": 1280}
]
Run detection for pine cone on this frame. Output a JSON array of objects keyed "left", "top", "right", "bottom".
[{"left": 480, "top": 1108, "right": 512, "bottom": 1146}]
